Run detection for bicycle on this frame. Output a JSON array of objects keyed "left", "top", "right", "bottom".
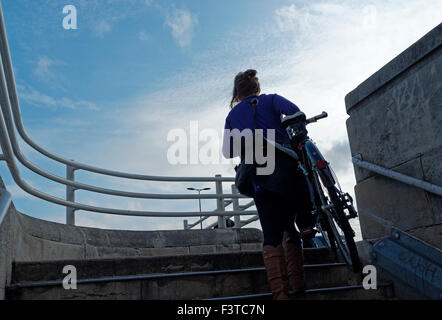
[{"left": 281, "top": 111, "right": 362, "bottom": 273}]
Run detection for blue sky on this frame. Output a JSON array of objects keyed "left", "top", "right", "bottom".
[{"left": 0, "top": 0, "right": 441, "bottom": 233}]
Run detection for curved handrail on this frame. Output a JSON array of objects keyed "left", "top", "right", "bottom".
[
  {"left": 0, "top": 109, "right": 256, "bottom": 217},
  {"left": 0, "top": 59, "right": 242, "bottom": 200},
  {"left": 0, "top": 4, "right": 233, "bottom": 184},
  {"left": 0, "top": 186, "right": 11, "bottom": 225}
]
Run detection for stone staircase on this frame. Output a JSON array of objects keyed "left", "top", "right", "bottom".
[{"left": 5, "top": 247, "right": 394, "bottom": 300}]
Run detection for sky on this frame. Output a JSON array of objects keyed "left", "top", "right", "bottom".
[{"left": 0, "top": 0, "right": 441, "bottom": 236}]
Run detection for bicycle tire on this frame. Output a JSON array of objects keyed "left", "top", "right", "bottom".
[
  {"left": 302, "top": 163, "right": 335, "bottom": 251},
  {"left": 307, "top": 168, "right": 339, "bottom": 256},
  {"left": 327, "top": 187, "right": 362, "bottom": 273}
]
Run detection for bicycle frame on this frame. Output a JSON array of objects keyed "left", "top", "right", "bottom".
[
  {"left": 303, "top": 141, "right": 335, "bottom": 188},
  {"left": 296, "top": 139, "right": 335, "bottom": 248}
]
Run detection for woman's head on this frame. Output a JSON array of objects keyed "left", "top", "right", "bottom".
[{"left": 230, "top": 69, "right": 261, "bottom": 108}]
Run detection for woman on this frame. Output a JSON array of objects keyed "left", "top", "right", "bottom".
[{"left": 222, "top": 69, "right": 313, "bottom": 300}]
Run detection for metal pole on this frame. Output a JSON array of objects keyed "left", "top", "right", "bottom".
[
  {"left": 215, "top": 175, "right": 226, "bottom": 229},
  {"left": 352, "top": 155, "right": 442, "bottom": 196},
  {"left": 184, "top": 219, "right": 188, "bottom": 230},
  {"left": 187, "top": 187, "right": 211, "bottom": 229},
  {"left": 232, "top": 185, "right": 241, "bottom": 228},
  {"left": 198, "top": 190, "right": 203, "bottom": 230},
  {"left": 66, "top": 163, "right": 76, "bottom": 225}
]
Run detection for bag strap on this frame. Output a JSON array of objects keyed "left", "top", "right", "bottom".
[
  {"left": 249, "top": 98, "right": 258, "bottom": 132},
  {"left": 240, "top": 98, "right": 258, "bottom": 166}
]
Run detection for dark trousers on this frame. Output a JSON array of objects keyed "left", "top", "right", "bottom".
[{"left": 254, "top": 176, "right": 314, "bottom": 247}]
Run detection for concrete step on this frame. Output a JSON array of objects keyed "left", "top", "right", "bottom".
[
  {"left": 207, "top": 283, "right": 395, "bottom": 301},
  {"left": 10, "top": 247, "right": 338, "bottom": 283},
  {"left": 6, "top": 247, "right": 390, "bottom": 300},
  {"left": 7, "top": 262, "right": 361, "bottom": 300}
]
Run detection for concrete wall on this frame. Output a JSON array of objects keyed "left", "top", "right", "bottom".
[
  {"left": 0, "top": 200, "right": 14, "bottom": 299},
  {"left": 9, "top": 210, "right": 263, "bottom": 262},
  {"left": 345, "top": 23, "right": 442, "bottom": 248}
]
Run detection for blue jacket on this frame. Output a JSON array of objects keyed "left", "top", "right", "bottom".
[
  {"left": 223, "top": 94, "right": 307, "bottom": 195},
  {"left": 223, "top": 94, "right": 304, "bottom": 145}
]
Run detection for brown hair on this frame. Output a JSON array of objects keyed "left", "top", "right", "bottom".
[{"left": 230, "top": 69, "right": 260, "bottom": 109}]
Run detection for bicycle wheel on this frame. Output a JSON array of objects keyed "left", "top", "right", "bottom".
[
  {"left": 306, "top": 170, "right": 340, "bottom": 257},
  {"left": 301, "top": 165, "right": 335, "bottom": 250},
  {"left": 325, "top": 186, "right": 362, "bottom": 273},
  {"left": 309, "top": 165, "right": 362, "bottom": 273}
]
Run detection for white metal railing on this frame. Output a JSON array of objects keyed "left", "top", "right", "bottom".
[
  {"left": 0, "top": 2, "right": 257, "bottom": 229},
  {"left": 352, "top": 154, "right": 442, "bottom": 197},
  {"left": 0, "top": 186, "right": 11, "bottom": 225}
]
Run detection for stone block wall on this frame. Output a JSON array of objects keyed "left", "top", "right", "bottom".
[{"left": 345, "top": 23, "right": 442, "bottom": 248}]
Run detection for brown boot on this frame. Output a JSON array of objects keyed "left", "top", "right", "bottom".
[
  {"left": 284, "top": 232, "right": 306, "bottom": 293},
  {"left": 262, "top": 245, "right": 289, "bottom": 300}
]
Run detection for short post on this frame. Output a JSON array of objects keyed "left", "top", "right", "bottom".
[
  {"left": 215, "top": 175, "right": 226, "bottom": 229},
  {"left": 66, "top": 163, "right": 76, "bottom": 226},
  {"left": 231, "top": 184, "right": 241, "bottom": 228},
  {"left": 183, "top": 219, "right": 189, "bottom": 230}
]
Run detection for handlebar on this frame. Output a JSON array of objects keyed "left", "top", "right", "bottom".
[{"left": 306, "top": 112, "right": 328, "bottom": 125}]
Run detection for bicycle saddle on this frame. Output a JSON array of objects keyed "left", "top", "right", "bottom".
[{"left": 281, "top": 112, "right": 307, "bottom": 129}]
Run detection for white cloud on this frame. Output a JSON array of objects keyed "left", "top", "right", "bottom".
[
  {"left": 138, "top": 30, "right": 150, "bottom": 42},
  {"left": 34, "top": 56, "right": 54, "bottom": 77},
  {"left": 17, "top": 84, "right": 100, "bottom": 111},
  {"left": 275, "top": 4, "right": 313, "bottom": 33},
  {"left": 94, "top": 20, "right": 112, "bottom": 38},
  {"left": 33, "top": 56, "right": 66, "bottom": 80},
  {"left": 89, "top": 1, "right": 155, "bottom": 39},
  {"left": 165, "top": 8, "right": 198, "bottom": 47}
]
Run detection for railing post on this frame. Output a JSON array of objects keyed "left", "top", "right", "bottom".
[
  {"left": 183, "top": 219, "right": 188, "bottom": 230},
  {"left": 231, "top": 184, "right": 241, "bottom": 228},
  {"left": 215, "top": 174, "right": 226, "bottom": 229},
  {"left": 66, "top": 163, "right": 76, "bottom": 226}
]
